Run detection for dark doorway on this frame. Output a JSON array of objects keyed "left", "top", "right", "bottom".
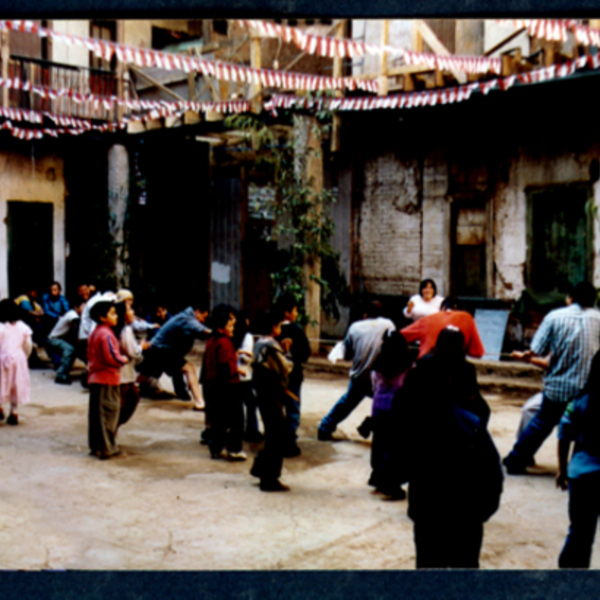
[
  {"left": 7, "top": 201, "right": 54, "bottom": 297},
  {"left": 526, "top": 184, "right": 592, "bottom": 294},
  {"left": 451, "top": 195, "right": 488, "bottom": 297}
]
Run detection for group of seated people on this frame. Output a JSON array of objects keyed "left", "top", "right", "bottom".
[{"left": 13, "top": 282, "right": 174, "bottom": 387}]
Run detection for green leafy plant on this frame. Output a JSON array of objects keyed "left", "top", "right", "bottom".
[{"left": 225, "top": 108, "right": 349, "bottom": 326}]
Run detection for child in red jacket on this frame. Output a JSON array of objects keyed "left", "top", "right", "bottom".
[
  {"left": 203, "top": 305, "right": 246, "bottom": 461},
  {"left": 87, "top": 297, "right": 128, "bottom": 459}
]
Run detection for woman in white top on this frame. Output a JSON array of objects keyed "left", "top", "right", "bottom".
[{"left": 403, "top": 279, "right": 444, "bottom": 322}]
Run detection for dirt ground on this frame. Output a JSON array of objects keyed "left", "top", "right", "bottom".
[{"left": 0, "top": 358, "right": 593, "bottom": 571}]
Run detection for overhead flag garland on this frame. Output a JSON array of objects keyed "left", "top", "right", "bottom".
[
  {"left": 235, "top": 19, "right": 503, "bottom": 75},
  {"left": 0, "top": 20, "right": 379, "bottom": 93},
  {"left": 498, "top": 19, "right": 600, "bottom": 46},
  {"left": 265, "top": 54, "right": 591, "bottom": 114}
]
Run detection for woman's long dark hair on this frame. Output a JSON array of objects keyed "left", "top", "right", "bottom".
[{"left": 373, "top": 330, "right": 412, "bottom": 380}]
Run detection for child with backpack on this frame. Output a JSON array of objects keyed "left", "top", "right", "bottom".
[{"left": 250, "top": 310, "right": 294, "bottom": 492}]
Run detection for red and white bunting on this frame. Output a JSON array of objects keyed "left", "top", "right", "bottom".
[
  {"left": 0, "top": 76, "right": 251, "bottom": 119},
  {"left": 235, "top": 19, "right": 502, "bottom": 75},
  {"left": 498, "top": 19, "right": 600, "bottom": 47},
  {"left": 264, "top": 52, "right": 600, "bottom": 115},
  {"left": 0, "top": 20, "right": 379, "bottom": 94}
]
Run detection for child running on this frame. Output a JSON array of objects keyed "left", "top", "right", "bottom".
[
  {"left": 250, "top": 310, "right": 294, "bottom": 492},
  {"left": 87, "top": 295, "right": 129, "bottom": 459},
  {"left": 0, "top": 299, "right": 33, "bottom": 425}
]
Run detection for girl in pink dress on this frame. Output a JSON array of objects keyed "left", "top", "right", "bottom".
[{"left": 0, "top": 299, "right": 33, "bottom": 425}]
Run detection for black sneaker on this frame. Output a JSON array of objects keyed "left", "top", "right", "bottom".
[
  {"left": 282, "top": 444, "right": 301, "bottom": 458},
  {"left": 502, "top": 454, "right": 528, "bottom": 475},
  {"left": 317, "top": 429, "right": 334, "bottom": 441},
  {"left": 55, "top": 376, "right": 72, "bottom": 385},
  {"left": 357, "top": 417, "right": 372, "bottom": 439},
  {"left": 260, "top": 480, "right": 290, "bottom": 492}
]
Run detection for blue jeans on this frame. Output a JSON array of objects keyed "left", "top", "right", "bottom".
[
  {"left": 319, "top": 375, "right": 373, "bottom": 434},
  {"left": 286, "top": 380, "right": 302, "bottom": 438},
  {"left": 45, "top": 337, "right": 76, "bottom": 380},
  {"left": 559, "top": 472, "right": 600, "bottom": 568},
  {"left": 507, "top": 393, "right": 568, "bottom": 463}
]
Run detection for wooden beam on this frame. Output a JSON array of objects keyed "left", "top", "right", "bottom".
[
  {"left": 129, "top": 65, "right": 188, "bottom": 102},
  {"left": 1, "top": 29, "right": 9, "bottom": 108},
  {"left": 378, "top": 19, "right": 389, "bottom": 97},
  {"left": 412, "top": 20, "right": 424, "bottom": 53},
  {"left": 331, "top": 20, "right": 345, "bottom": 153},
  {"left": 250, "top": 36, "right": 262, "bottom": 113},
  {"left": 116, "top": 20, "right": 125, "bottom": 122},
  {"left": 414, "top": 20, "right": 466, "bottom": 84}
]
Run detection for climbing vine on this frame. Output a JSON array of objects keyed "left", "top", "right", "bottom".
[{"left": 225, "top": 107, "right": 349, "bottom": 325}]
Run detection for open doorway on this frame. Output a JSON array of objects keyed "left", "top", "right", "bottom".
[{"left": 7, "top": 201, "right": 54, "bottom": 297}]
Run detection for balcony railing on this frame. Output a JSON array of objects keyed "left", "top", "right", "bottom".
[{"left": 6, "top": 55, "right": 130, "bottom": 122}]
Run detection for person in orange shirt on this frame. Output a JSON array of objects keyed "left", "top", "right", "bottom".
[{"left": 401, "top": 297, "right": 485, "bottom": 360}]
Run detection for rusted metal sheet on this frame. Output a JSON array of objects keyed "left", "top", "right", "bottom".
[{"left": 210, "top": 172, "right": 242, "bottom": 309}]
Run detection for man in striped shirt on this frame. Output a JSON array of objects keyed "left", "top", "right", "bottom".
[{"left": 503, "top": 282, "right": 600, "bottom": 475}]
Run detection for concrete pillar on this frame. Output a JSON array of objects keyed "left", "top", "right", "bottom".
[
  {"left": 421, "top": 152, "right": 450, "bottom": 296},
  {"left": 107, "top": 144, "right": 129, "bottom": 288},
  {"left": 293, "top": 115, "right": 323, "bottom": 353}
]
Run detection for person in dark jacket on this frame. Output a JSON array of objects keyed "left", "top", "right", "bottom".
[
  {"left": 137, "top": 301, "right": 211, "bottom": 409},
  {"left": 394, "top": 327, "right": 503, "bottom": 569},
  {"left": 250, "top": 310, "right": 294, "bottom": 492},
  {"left": 276, "top": 295, "right": 311, "bottom": 457},
  {"left": 202, "top": 306, "right": 246, "bottom": 461}
]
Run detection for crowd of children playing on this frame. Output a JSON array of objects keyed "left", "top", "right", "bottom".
[{"left": 3, "top": 278, "right": 600, "bottom": 569}]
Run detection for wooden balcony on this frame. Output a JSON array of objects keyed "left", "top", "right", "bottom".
[{"left": 7, "top": 55, "right": 130, "bottom": 121}]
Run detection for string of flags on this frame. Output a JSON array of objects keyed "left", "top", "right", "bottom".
[
  {"left": 498, "top": 19, "right": 600, "bottom": 46},
  {"left": 235, "top": 19, "right": 503, "bottom": 75},
  {"left": 0, "top": 20, "right": 379, "bottom": 93},
  {"left": 265, "top": 54, "right": 593, "bottom": 114}
]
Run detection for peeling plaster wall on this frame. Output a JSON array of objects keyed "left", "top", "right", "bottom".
[
  {"left": 494, "top": 143, "right": 600, "bottom": 300},
  {"left": 0, "top": 150, "right": 66, "bottom": 299},
  {"left": 358, "top": 152, "right": 422, "bottom": 295}
]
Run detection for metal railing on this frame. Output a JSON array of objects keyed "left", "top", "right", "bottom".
[{"left": 7, "top": 55, "right": 130, "bottom": 121}]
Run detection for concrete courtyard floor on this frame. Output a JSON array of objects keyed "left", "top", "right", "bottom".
[{"left": 0, "top": 360, "right": 595, "bottom": 571}]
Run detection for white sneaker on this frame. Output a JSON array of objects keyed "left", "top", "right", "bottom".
[{"left": 227, "top": 451, "right": 247, "bottom": 462}]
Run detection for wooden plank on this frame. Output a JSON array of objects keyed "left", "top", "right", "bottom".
[
  {"left": 129, "top": 65, "right": 188, "bottom": 102},
  {"left": 1, "top": 30, "right": 9, "bottom": 108},
  {"left": 331, "top": 20, "right": 345, "bottom": 153},
  {"left": 378, "top": 19, "right": 389, "bottom": 96},
  {"left": 411, "top": 20, "right": 424, "bottom": 53},
  {"left": 414, "top": 20, "right": 466, "bottom": 84},
  {"left": 116, "top": 20, "right": 125, "bottom": 122},
  {"left": 250, "top": 36, "right": 262, "bottom": 113}
]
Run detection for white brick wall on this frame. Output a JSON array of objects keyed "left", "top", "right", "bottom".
[{"left": 359, "top": 153, "right": 422, "bottom": 295}]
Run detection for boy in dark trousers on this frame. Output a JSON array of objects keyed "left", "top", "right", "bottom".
[
  {"left": 202, "top": 306, "right": 246, "bottom": 461},
  {"left": 87, "top": 295, "right": 129, "bottom": 460},
  {"left": 277, "top": 295, "right": 311, "bottom": 457},
  {"left": 250, "top": 310, "right": 294, "bottom": 492}
]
